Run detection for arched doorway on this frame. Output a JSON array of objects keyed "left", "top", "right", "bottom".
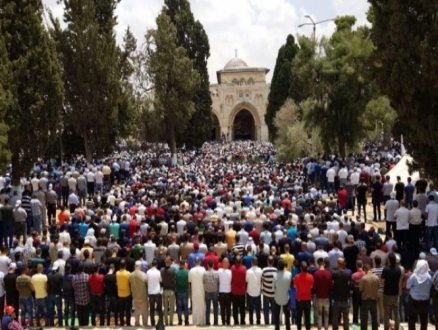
[
  {"left": 210, "top": 113, "right": 220, "bottom": 140},
  {"left": 233, "top": 109, "right": 255, "bottom": 140}
]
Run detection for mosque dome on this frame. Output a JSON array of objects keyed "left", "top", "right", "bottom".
[{"left": 224, "top": 57, "right": 248, "bottom": 70}]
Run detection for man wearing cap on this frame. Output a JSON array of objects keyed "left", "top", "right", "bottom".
[
  {"left": 188, "top": 242, "right": 204, "bottom": 269},
  {"left": 12, "top": 200, "right": 27, "bottom": 240},
  {"left": 2, "top": 263, "right": 18, "bottom": 319},
  {"left": 130, "top": 260, "right": 149, "bottom": 326},
  {"left": 47, "top": 263, "right": 63, "bottom": 326}
]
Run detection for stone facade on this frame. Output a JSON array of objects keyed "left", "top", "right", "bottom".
[{"left": 209, "top": 56, "right": 270, "bottom": 141}]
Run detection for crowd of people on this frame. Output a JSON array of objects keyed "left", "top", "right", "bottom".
[{"left": 0, "top": 140, "right": 436, "bottom": 330}]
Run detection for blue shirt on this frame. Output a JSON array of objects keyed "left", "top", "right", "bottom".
[
  {"left": 288, "top": 287, "right": 297, "bottom": 309},
  {"left": 187, "top": 251, "right": 205, "bottom": 269},
  {"left": 287, "top": 228, "right": 297, "bottom": 241},
  {"left": 79, "top": 222, "right": 88, "bottom": 238},
  {"left": 260, "top": 231, "right": 272, "bottom": 245},
  {"left": 243, "top": 255, "right": 254, "bottom": 269},
  {"left": 405, "top": 183, "right": 415, "bottom": 202},
  {"left": 407, "top": 274, "right": 432, "bottom": 300}
]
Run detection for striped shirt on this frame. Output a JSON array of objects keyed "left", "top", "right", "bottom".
[
  {"left": 21, "top": 195, "right": 32, "bottom": 216},
  {"left": 30, "top": 198, "right": 42, "bottom": 216},
  {"left": 203, "top": 269, "right": 219, "bottom": 293},
  {"left": 232, "top": 243, "right": 245, "bottom": 256},
  {"left": 371, "top": 267, "right": 384, "bottom": 293},
  {"left": 262, "top": 266, "right": 278, "bottom": 297}
]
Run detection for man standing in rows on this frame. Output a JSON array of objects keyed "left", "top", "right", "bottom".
[
  {"left": 294, "top": 261, "right": 314, "bottom": 330},
  {"left": 175, "top": 259, "right": 189, "bottom": 326},
  {"left": 116, "top": 259, "right": 131, "bottom": 326},
  {"left": 231, "top": 255, "right": 246, "bottom": 325},
  {"left": 72, "top": 262, "right": 90, "bottom": 326},
  {"left": 161, "top": 256, "right": 176, "bottom": 326},
  {"left": 130, "top": 260, "right": 148, "bottom": 327},
  {"left": 313, "top": 257, "right": 332, "bottom": 330},
  {"left": 89, "top": 264, "right": 105, "bottom": 326},
  {"left": 218, "top": 257, "right": 232, "bottom": 326},
  {"left": 189, "top": 256, "right": 206, "bottom": 326},
  {"left": 31, "top": 264, "right": 48, "bottom": 326},
  {"left": 146, "top": 259, "right": 163, "bottom": 326},
  {"left": 262, "top": 255, "right": 278, "bottom": 325},
  {"left": 273, "top": 259, "right": 291, "bottom": 330},
  {"left": 382, "top": 253, "right": 401, "bottom": 330},
  {"left": 203, "top": 259, "right": 219, "bottom": 326},
  {"left": 246, "top": 256, "right": 262, "bottom": 325},
  {"left": 332, "top": 258, "right": 350, "bottom": 330},
  {"left": 359, "top": 264, "right": 380, "bottom": 330}
]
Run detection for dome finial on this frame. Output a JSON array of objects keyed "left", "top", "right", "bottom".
[{"left": 235, "top": 49, "right": 238, "bottom": 58}]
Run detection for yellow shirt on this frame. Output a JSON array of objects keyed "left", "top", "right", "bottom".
[
  {"left": 31, "top": 273, "right": 48, "bottom": 299},
  {"left": 116, "top": 269, "right": 131, "bottom": 297},
  {"left": 102, "top": 165, "right": 111, "bottom": 175},
  {"left": 280, "top": 252, "right": 295, "bottom": 271},
  {"left": 225, "top": 229, "right": 236, "bottom": 249}
]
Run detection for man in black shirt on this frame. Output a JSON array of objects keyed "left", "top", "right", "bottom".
[
  {"left": 343, "top": 235, "right": 360, "bottom": 272},
  {"left": 381, "top": 253, "right": 401, "bottom": 330},
  {"left": 47, "top": 265, "right": 63, "bottom": 326},
  {"left": 66, "top": 246, "right": 80, "bottom": 275},
  {"left": 394, "top": 176, "right": 405, "bottom": 203},
  {"left": 331, "top": 258, "right": 351, "bottom": 330},
  {"left": 104, "top": 264, "right": 118, "bottom": 326},
  {"left": 62, "top": 263, "right": 75, "bottom": 326},
  {"left": 356, "top": 179, "right": 368, "bottom": 221},
  {"left": 371, "top": 176, "right": 383, "bottom": 221}
]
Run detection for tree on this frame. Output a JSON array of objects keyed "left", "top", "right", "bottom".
[
  {"left": 265, "top": 35, "right": 299, "bottom": 140},
  {"left": 304, "top": 16, "right": 374, "bottom": 158},
  {"left": 274, "top": 99, "right": 323, "bottom": 162},
  {"left": 165, "top": 0, "right": 212, "bottom": 148},
  {"left": 0, "top": 36, "right": 11, "bottom": 172},
  {"left": 50, "top": 0, "right": 134, "bottom": 160},
  {"left": 145, "top": 8, "right": 200, "bottom": 163},
  {"left": 362, "top": 96, "right": 397, "bottom": 147},
  {"left": 0, "top": 0, "right": 64, "bottom": 184},
  {"left": 369, "top": 1, "right": 438, "bottom": 180}
]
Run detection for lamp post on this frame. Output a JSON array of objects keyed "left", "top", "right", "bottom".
[{"left": 298, "top": 15, "right": 335, "bottom": 42}]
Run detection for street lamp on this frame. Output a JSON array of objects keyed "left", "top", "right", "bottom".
[{"left": 298, "top": 15, "right": 335, "bottom": 42}]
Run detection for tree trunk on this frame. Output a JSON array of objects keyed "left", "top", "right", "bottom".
[
  {"left": 169, "top": 127, "right": 177, "bottom": 166},
  {"left": 338, "top": 136, "right": 346, "bottom": 159},
  {"left": 11, "top": 151, "right": 21, "bottom": 186},
  {"left": 383, "top": 127, "right": 392, "bottom": 150},
  {"left": 84, "top": 132, "right": 92, "bottom": 162}
]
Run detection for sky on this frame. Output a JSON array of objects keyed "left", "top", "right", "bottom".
[{"left": 43, "top": 0, "right": 370, "bottom": 84}]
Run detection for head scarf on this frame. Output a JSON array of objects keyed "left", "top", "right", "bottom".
[{"left": 413, "top": 259, "right": 430, "bottom": 284}]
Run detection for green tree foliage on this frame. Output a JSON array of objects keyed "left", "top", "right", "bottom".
[
  {"left": 0, "top": 36, "right": 11, "bottom": 172},
  {"left": 274, "top": 99, "right": 323, "bottom": 162},
  {"left": 265, "top": 35, "right": 299, "bottom": 140},
  {"left": 145, "top": 8, "right": 200, "bottom": 162},
  {"left": 165, "top": 0, "right": 212, "bottom": 148},
  {"left": 362, "top": 96, "right": 397, "bottom": 147},
  {"left": 51, "top": 0, "right": 135, "bottom": 160},
  {"left": 0, "top": 0, "right": 64, "bottom": 183},
  {"left": 304, "top": 16, "right": 373, "bottom": 158},
  {"left": 369, "top": 1, "right": 438, "bottom": 180},
  {"left": 289, "top": 36, "right": 318, "bottom": 105}
]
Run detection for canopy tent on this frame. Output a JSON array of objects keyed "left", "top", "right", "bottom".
[{"left": 387, "top": 154, "right": 420, "bottom": 185}]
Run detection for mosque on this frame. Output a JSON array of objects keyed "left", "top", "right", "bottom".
[{"left": 209, "top": 53, "right": 270, "bottom": 141}]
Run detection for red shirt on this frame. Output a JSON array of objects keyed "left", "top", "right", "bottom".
[
  {"left": 313, "top": 269, "right": 333, "bottom": 299},
  {"left": 89, "top": 273, "right": 105, "bottom": 295},
  {"left": 352, "top": 270, "right": 365, "bottom": 287},
  {"left": 249, "top": 229, "right": 260, "bottom": 245},
  {"left": 204, "top": 252, "right": 220, "bottom": 270},
  {"left": 129, "top": 206, "right": 137, "bottom": 216},
  {"left": 338, "top": 189, "right": 347, "bottom": 207},
  {"left": 128, "top": 220, "right": 137, "bottom": 238},
  {"left": 294, "top": 272, "right": 314, "bottom": 301},
  {"left": 231, "top": 263, "right": 247, "bottom": 295}
]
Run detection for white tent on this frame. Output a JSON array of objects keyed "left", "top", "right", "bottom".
[{"left": 387, "top": 154, "right": 420, "bottom": 185}]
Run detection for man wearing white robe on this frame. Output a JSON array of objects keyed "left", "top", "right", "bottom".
[{"left": 189, "top": 257, "right": 206, "bottom": 326}]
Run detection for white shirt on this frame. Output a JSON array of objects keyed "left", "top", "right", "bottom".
[
  {"left": 394, "top": 207, "right": 410, "bottom": 230},
  {"left": 68, "top": 177, "right": 77, "bottom": 191},
  {"left": 337, "top": 230, "right": 348, "bottom": 248},
  {"left": 426, "top": 201, "right": 438, "bottom": 227},
  {"left": 146, "top": 267, "right": 162, "bottom": 295},
  {"left": 86, "top": 172, "right": 95, "bottom": 182},
  {"left": 313, "top": 249, "right": 329, "bottom": 261},
  {"left": 338, "top": 168, "right": 348, "bottom": 179},
  {"left": 176, "top": 220, "right": 187, "bottom": 235},
  {"left": 326, "top": 168, "right": 336, "bottom": 182},
  {"left": 144, "top": 241, "right": 157, "bottom": 265},
  {"left": 94, "top": 171, "right": 104, "bottom": 184},
  {"left": 246, "top": 266, "right": 262, "bottom": 297},
  {"left": 31, "top": 177, "right": 40, "bottom": 191},
  {"left": 350, "top": 172, "right": 360, "bottom": 185},
  {"left": 217, "top": 268, "right": 232, "bottom": 293}
]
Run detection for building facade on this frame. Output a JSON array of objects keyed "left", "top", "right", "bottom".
[{"left": 209, "top": 56, "right": 270, "bottom": 141}]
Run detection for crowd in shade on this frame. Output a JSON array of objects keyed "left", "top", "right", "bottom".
[{"left": 0, "top": 140, "right": 437, "bottom": 330}]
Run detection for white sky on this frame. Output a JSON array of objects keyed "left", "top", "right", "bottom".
[{"left": 43, "top": 0, "right": 370, "bottom": 84}]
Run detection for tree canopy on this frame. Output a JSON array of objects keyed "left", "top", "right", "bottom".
[
  {"left": 265, "top": 34, "right": 298, "bottom": 140},
  {"left": 369, "top": 0, "right": 438, "bottom": 180},
  {"left": 145, "top": 8, "right": 200, "bottom": 163},
  {"left": 1, "top": 0, "right": 64, "bottom": 183},
  {"left": 165, "top": 0, "right": 212, "bottom": 148}
]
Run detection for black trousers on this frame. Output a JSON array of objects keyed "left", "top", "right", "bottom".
[
  {"left": 76, "top": 303, "right": 90, "bottom": 326},
  {"left": 149, "top": 293, "right": 163, "bottom": 326},
  {"left": 275, "top": 303, "right": 291, "bottom": 330},
  {"left": 91, "top": 294, "right": 105, "bottom": 326},
  {"left": 409, "top": 224, "right": 422, "bottom": 255},
  {"left": 409, "top": 298, "right": 429, "bottom": 330},
  {"left": 219, "top": 292, "right": 231, "bottom": 325},
  {"left": 361, "top": 299, "right": 378, "bottom": 330},
  {"left": 232, "top": 294, "right": 245, "bottom": 325},
  {"left": 61, "top": 186, "right": 69, "bottom": 206},
  {"left": 352, "top": 287, "right": 362, "bottom": 324},
  {"left": 47, "top": 203, "right": 56, "bottom": 224},
  {"left": 357, "top": 200, "right": 366, "bottom": 220},
  {"left": 296, "top": 300, "right": 311, "bottom": 330},
  {"left": 386, "top": 221, "right": 396, "bottom": 237},
  {"left": 119, "top": 296, "right": 132, "bottom": 326},
  {"left": 106, "top": 295, "right": 118, "bottom": 325},
  {"left": 396, "top": 229, "right": 409, "bottom": 250}
]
